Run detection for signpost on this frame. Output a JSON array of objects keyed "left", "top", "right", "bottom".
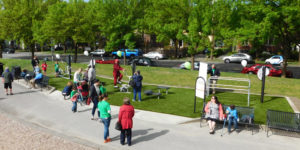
[
  {"left": 194, "top": 62, "right": 208, "bottom": 113},
  {"left": 257, "top": 66, "right": 270, "bottom": 103}
]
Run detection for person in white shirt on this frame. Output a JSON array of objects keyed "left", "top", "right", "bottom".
[{"left": 73, "top": 68, "right": 83, "bottom": 86}]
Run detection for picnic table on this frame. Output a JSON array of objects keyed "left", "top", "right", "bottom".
[{"left": 157, "top": 86, "right": 170, "bottom": 95}]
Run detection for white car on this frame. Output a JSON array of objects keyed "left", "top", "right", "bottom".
[
  {"left": 90, "top": 49, "right": 105, "bottom": 56},
  {"left": 265, "top": 55, "right": 283, "bottom": 66},
  {"left": 143, "top": 51, "right": 165, "bottom": 60}
]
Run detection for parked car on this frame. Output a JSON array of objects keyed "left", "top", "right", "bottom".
[
  {"left": 223, "top": 53, "right": 253, "bottom": 64},
  {"left": 90, "top": 49, "right": 105, "bottom": 56},
  {"left": 179, "top": 62, "right": 200, "bottom": 70},
  {"left": 241, "top": 64, "right": 293, "bottom": 77},
  {"left": 265, "top": 55, "right": 283, "bottom": 66},
  {"left": 112, "top": 49, "right": 143, "bottom": 59},
  {"left": 143, "top": 51, "right": 166, "bottom": 60},
  {"left": 128, "top": 57, "right": 154, "bottom": 67},
  {"left": 3, "top": 48, "right": 15, "bottom": 54}
]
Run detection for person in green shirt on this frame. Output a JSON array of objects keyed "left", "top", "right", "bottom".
[
  {"left": 70, "top": 87, "right": 78, "bottom": 113},
  {"left": 98, "top": 94, "right": 111, "bottom": 143},
  {"left": 55, "top": 61, "right": 59, "bottom": 77},
  {"left": 99, "top": 83, "right": 107, "bottom": 96}
]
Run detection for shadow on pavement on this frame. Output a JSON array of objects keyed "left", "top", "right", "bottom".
[
  {"left": 132, "top": 129, "right": 169, "bottom": 145},
  {"left": 13, "top": 90, "right": 38, "bottom": 95}
]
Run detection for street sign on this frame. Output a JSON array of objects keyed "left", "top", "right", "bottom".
[
  {"left": 196, "top": 62, "right": 207, "bottom": 99},
  {"left": 257, "top": 67, "right": 270, "bottom": 80}
]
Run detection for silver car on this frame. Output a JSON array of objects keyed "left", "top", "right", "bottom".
[
  {"left": 222, "top": 53, "right": 253, "bottom": 63},
  {"left": 90, "top": 49, "right": 105, "bottom": 56}
]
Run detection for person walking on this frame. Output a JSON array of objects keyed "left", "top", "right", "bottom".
[
  {"left": 70, "top": 87, "right": 78, "bottom": 113},
  {"left": 74, "top": 68, "right": 83, "bottom": 86},
  {"left": 31, "top": 56, "right": 39, "bottom": 71},
  {"left": 132, "top": 70, "right": 143, "bottom": 102},
  {"left": 90, "top": 79, "right": 101, "bottom": 120},
  {"left": 118, "top": 97, "right": 135, "bottom": 146},
  {"left": 41, "top": 61, "right": 48, "bottom": 75},
  {"left": 226, "top": 105, "right": 238, "bottom": 133},
  {"left": 98, "top": 94, "right": 112, "bottom": 143},
  {"left": 204, "top": 96, "right": 224, "bottom": 134},
  {"left": 2, "top": 67, "right": 14, "bottom": 95},
  {"left": 113, "top": 59, "right": 124, "bottom": 88},
  {"left": 208, "top": 64, "right": 220, "bottom": 94},
  {"left": 88, "top": 65, "right": 96, "bottom": 86}
]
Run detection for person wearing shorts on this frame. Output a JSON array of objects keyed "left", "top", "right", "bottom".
[{"left": 2, "top": 67, "right": 14, "bottom": 95}]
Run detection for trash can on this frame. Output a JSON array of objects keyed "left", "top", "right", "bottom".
[
  {"left": 0, "top": 63, "right": 3, "bottom": 75},
  {"left": 11, "top": 66, "right": 21, "bottom": 79}
]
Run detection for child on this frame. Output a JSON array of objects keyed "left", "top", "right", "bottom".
[
  {"left": 41, "top": 61, "right": 48, "bottom": 75},
  {"left": 62, "top": 81, "right": 73, "bottom": 99},
  {"left": 70, "top": 87, "right": 78, "bottom": 113},
  {"left": 100, "top": 82, "right": 107, "bottom": 96},
  {"left": 78, "top": 80, "right": 89, "bottom": 101},
  {"left": 113, "top": 59, "right": 124, "bottom": 88},
  {"left": 21, "top": 69, "right": 27, "bottom": 78},
  {"left": 226, "top": 104, "right": 238, "bottom": 132},
  {"left": 55, "top": 61, "right": 59, "bottom": 77},
  {"left": 2, "top": 67, "right": 14, "bottom": 95}
]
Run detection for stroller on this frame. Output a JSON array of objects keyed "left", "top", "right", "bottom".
[{"left": 76, "top": 82, "right": 89, "bottom": 106}]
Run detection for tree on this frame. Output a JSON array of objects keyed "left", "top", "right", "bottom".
[
  {"left": 97, "top": 0, "right": 142, "bottom": 64},
  {"left": 145, "top": 0, "right": 190, "bottom": 58}
]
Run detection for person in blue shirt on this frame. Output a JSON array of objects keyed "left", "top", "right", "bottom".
[
  {"left": 226, "top": 105, "right": 238, "bottom": 132},
  {"left": 30, "top": 70, "right": 43, "bottom": 89},
  {"left": 132, "top": 70, "right": 143, "bottom": 102}
]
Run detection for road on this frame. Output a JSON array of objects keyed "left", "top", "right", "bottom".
[
  {"left": 0, "top": 82, "right": 300, "bottom": 150},
  {"left": 3, "top": 52, "right": 300, "bottom": 78}
]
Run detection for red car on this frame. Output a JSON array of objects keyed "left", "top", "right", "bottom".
[{"left": 241, "top": 64, "right": 293, "bottom": 77}]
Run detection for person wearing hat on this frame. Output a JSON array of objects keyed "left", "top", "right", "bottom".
[
  {"left": 2, "top": 67, "right": 14, "bottom": 95},
  {"left": 90, "top": 79, "right": 101, "bottom": 120},
  {"left": 113, "top": 59, "right": 125, "bottom": 88}
]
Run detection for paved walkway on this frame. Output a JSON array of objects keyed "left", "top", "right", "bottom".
[{"left": 0, "top": 82, "right": 300, "bottom": 150}]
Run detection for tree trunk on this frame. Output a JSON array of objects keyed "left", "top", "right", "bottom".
[
  {"left": 281, "top": 45, "right": 289, "bottom": 78},
  {"left": 191, "top": 54, "right": 195, "bottom": 70},
  {"left": 64, "top": 42, "right": 67, "bottom": 54},
  {"left": 123, "top": 50, "right": 126, "bottom": 65},
  {"left": 0, "top": 40, "right": 3, "bottom": 58},
  {"left": 31, "top": 43, "right": 35, "bottom": 59},
  {"left": 74, "top": 42, "right": 77, "bottom": 63},
  {"left": 298, "top": 45, "right": 300, "bottom": 64}
]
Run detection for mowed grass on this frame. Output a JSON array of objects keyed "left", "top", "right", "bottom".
[{"left": 0, "top": 58, "right": 295, "bottom": 124}]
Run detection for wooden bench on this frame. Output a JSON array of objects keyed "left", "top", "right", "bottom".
[
  {"left": 200, "top": 103, "right": 255, "bottom": 135},
  {"left": 266, "top": 110, "right": 300, "bottom": 137}
]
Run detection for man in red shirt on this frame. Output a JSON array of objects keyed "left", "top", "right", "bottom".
[{"left": 113, "top": 59, "right": 124, "bottom": 88}]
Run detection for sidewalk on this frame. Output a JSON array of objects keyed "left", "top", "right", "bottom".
[{"left": 0, "top": 81, "right": 300, "bottom": 150}]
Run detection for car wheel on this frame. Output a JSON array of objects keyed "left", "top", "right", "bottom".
[
  {"left": 266, "top": 61, "right": 270, "bottom": 64},
  {"left": 224, "top": 59, "right": 230, "bottom": 63},
  {"left": 280, "top": 62, "right": 283, "bottom": 67},
  {"left": 112, "top": 55, "right": 117, "bottom": 59},
  {"left": 155, "top": 56, "right": 159, "bottom": 60},
  {"left": 130, "top": 55, "right": 135, "bottom": 60}
]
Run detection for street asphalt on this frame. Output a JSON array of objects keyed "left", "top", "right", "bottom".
[{"left": 0, "top": 81, "right": 300, "bottom": 150}]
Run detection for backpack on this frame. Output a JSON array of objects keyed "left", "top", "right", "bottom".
[{"left": 129, "top": 79, "right": 136, "bottom": 88}]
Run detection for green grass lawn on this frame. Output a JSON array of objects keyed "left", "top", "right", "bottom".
[{"left": 0, "top": 58, "right": 296, "bottom": 124}]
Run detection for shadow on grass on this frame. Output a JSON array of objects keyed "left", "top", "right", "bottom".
[{"left": 263, "top": 97, "right": 282, "bottom": 103}]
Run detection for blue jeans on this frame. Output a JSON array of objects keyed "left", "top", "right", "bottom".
[
  {"left": 101, "top": 117, "right": 111, "bottom": 140},
  {"left": 92, "top": 98, "right": 100, "bottom": 117},
  {"left": 72, "top": 101, "right": 77, "bottom": 112},
  {"left": 133, "top": 87, "right": 142, "bottom": 101},
  {"left": 228, "top": 116, "right": 238, "bottom": 132}
]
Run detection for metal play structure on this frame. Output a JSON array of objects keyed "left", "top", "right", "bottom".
[{"left": 206, "top": 77, "right": 251, "bottom": 106}]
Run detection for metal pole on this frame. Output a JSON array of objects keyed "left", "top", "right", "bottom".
[
  {"left": 68, "top": 55, "right": 71, "bottom": 79},
  {"left": 260, "top": 66, "right": 266, "bottom": 103}
]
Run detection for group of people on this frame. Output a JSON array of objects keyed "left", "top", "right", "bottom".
[{"left": 205, "top": 96, "right": 238, "bottom": 134}]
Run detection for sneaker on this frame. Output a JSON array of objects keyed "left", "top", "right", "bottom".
[
  {"left": 132, "top": 99, "right": 136, "bottom": 102},
  {"left": 91, "top": 117, "right": 95, "bottom": 120},
  {"left": 104, "top": 138, "right": 111, "bottom": 143},
  {"left": 138, "top": 100, "right": 141, "bottom": 102},
  {"left": 117, "top": 81, "right": 122, "bottom": 84},
  {"left": 10, "top": 93, "right": 13, "bottom": 95},
  {"left": 6, "top": 93, "right": 9, "bottom": 96},
  {"left": 114, "top": 86, "right": 118, "bottom": 88}
]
